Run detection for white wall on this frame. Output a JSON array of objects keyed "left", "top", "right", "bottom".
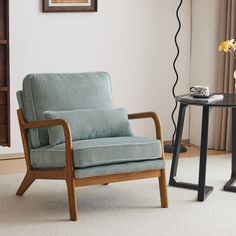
[
  {"left": 190, "top": 0, "right": 220, "bottom": 147},
  {"left": 0, "top": 0, "right": 191, "bottom": 155}
]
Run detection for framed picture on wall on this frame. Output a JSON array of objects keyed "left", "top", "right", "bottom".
[{"left": 43, "top": 0, "right": 97, "bottom": 12}]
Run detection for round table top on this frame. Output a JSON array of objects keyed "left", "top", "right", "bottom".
[{"left": 176, "top": 93, "right": 236, "bottom": 107}]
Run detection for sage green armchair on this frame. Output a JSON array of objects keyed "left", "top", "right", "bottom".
[{"left": 16, "top": 72, "right": 168, "bottom": 221}]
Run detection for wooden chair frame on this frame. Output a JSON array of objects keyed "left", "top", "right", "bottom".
[{"left": 16, "top": 109, "right": 168, "bottom": 221}]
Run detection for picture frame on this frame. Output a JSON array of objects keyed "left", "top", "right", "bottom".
[{"left": 43, "top": 0, "right": 97, "bottom": 13}]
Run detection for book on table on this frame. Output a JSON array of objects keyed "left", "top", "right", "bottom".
[{"left": 181, "top": 94, "right": 224, "bottom": 103}]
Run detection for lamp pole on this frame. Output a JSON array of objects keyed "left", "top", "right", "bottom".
[{"left": 164, "top": 0, "right": 187, "bottom": 153}]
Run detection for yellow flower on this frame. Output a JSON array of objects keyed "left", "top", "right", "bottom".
[
  {"left": 219, "top": 39, "right": 235, "bottom": 52},
  {"left": 228, "top": 39, "right": 235, "bottom": 47},
  {"left": 219, "top": 39, "right": 236, "bottom": 60},
  {"left": 232, "top": 43, "right": 236, "bottom": 50}
]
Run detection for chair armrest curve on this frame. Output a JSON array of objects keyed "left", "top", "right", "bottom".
[
  {"left": 17, "top": 109, "right": 73, "bottom": 174},
  {"left": 128, "top": 111, "right": 165, "bottom": 160}
]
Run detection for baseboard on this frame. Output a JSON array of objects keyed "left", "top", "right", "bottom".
[
  {"left": 187, "top": 143, "right": 200, "bottom": 149},
  {"left": 164, "top": 140, "right": 223, "bottom": 150},
  {"left": 164, "top": 139, "right": 190, "bottom": 146},
  {"left": 0, "top": 153, "right": 24, "bottom": 160}
]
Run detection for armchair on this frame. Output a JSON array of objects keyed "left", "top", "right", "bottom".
[{"left": 16, "top": 72, "right": 168, "bottom": 221}]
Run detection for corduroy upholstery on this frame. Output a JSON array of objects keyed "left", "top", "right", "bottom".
[
  {"left": 16, "top": 72, "right": 165, "bottom": 178},
  {"left": 21, "top": 72, "right": 113, "bottom": 148},
  {"left": 30, "top": 137, "right": 162, "bottom": 169},
  {"left": 74, "top": 159, "right": 165, "bottom": 178},
  {"left": 43, "top": 108, "right": 133, "bottom": 145}
]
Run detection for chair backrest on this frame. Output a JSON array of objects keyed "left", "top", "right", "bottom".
[{"left": 17, "top": 72, "right": 113, "bottom": 148}]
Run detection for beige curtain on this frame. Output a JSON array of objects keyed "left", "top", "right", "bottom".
[{"left": 214, "top": 0, "right": 236, "bottom": 151}]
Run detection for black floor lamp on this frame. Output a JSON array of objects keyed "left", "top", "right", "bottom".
[{"left": 164, "top": 0, "right": 187, "bottom": 153}]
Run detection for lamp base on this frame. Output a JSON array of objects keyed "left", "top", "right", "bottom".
[{"left": 164, "top": 144, "right": 187, "bottom": 153}]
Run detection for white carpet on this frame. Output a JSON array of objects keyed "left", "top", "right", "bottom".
[{"left": 0, "top": 154, "right": 236, "bottom": 236}]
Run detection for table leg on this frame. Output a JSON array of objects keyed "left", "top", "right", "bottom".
[
  {"left": 197, "top": 106, "right": 213, "bottom": 201},
  {"left": 169, "top": 103, "right": 188, "bottom": 186},
  {"left": 224, "top": 108, "right": 236, "bottom": 192},
  {"left": 169, "top": 104, "right": 213, "bottom": 201}
]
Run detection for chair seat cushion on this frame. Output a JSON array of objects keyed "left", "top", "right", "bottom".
[
  {"left": 75, "top": 159, "right": 165, "bottom": 178},
  {"left": 30, "top": 136, "right": 162, "bottom": 169}
]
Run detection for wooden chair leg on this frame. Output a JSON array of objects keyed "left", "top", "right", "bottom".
[
  {"left": 66, "top": 179, "right": 78, "bottom": 221},
  {"left": 16, "top": 172, "right": 35, "bottom": 196},
  {"left": 158, "top": 169, "right": 168, "bottom": 208}
]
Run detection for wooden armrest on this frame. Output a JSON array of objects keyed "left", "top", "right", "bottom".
[
  {"left": 20, "top": 115, "right": 73, "bottom": 150},
  {"left": 128, "top": 111, "right": 159, "bottom": 121},
  {"left": 128, "top": 112, "right": 165, "bottom": 159},
  {"left": 128, "top": 112, "right": 163, "bottom": 140},
  {"left": 24, "top": 118, "right": 70, "bottom": 130},
  {"left": 17, "top": 109, "right": 73, "bottom": 174}
]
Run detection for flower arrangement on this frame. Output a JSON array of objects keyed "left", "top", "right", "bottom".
[
  {"left": 219, "top": 39, "right": 236, "bottom": 59},
  {"left": 219, "top": 39, "right": 236, "bottom": 82}
]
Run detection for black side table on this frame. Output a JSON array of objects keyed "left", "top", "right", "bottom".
[{"left": 169, "top": 93, "right": 236, "bottom": 201}]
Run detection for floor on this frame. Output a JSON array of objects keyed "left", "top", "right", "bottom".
[
  {"left": 0, "top": 146, "right": 228, "bottom": 175},
  {"left": 0, "top": 154, "right": 234, "bottom": 236}
]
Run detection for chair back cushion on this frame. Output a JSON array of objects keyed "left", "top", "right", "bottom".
[
  {"left": 43, "top": 108, "right": 133, "bottom": 145},
  {"left": 20, "top": 72, "right": 113, "bottom": 148}
]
